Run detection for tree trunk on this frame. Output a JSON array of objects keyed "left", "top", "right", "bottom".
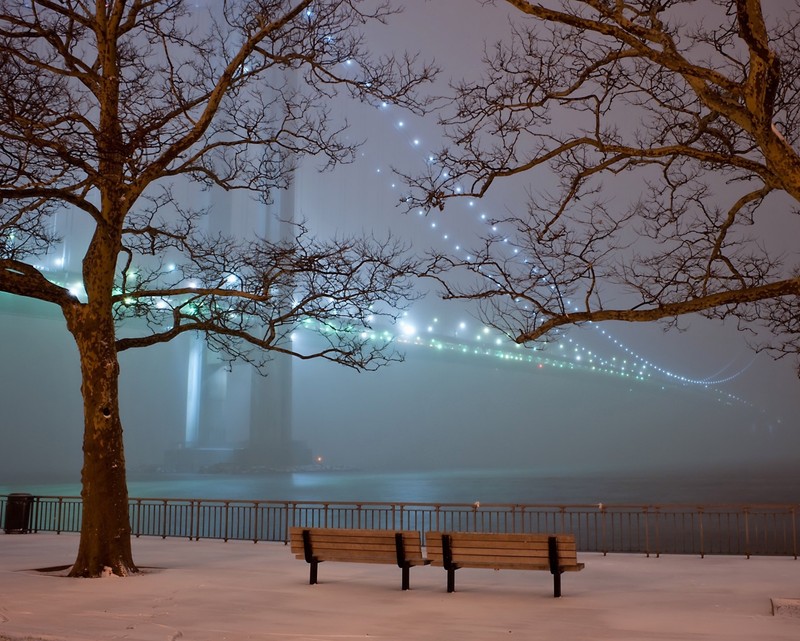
[{"left": 64, "top": 304, "right": 137, "bottom": 577}]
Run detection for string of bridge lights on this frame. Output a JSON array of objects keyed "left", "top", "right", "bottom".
[
  {"left": 25, "top": 55, "right": 754, "bottom": 407},
  {"left": 362, "top": 98, "right": 757, "bottom": 404}
]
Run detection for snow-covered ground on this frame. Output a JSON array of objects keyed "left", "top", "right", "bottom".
[{"left": 0, "top": 532, "right": 798, "bottom": 640}]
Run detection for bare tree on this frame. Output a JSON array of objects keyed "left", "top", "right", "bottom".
[
  {"left": 405, "top": 0, "right": 800, "bottom": 371},
  {"left": 0, "top": 0, "right": 434, "bottom": 577}
]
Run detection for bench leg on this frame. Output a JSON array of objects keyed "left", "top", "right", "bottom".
[
  {"left": 401, "top": 565, "right": 410, "bottom": 591},
  {"left": 309, "top": 559, "right": 318, "bottom": 585},
  {"left": 553, "top": 570, "right": 562, "bottom": 598},
  {"left": 447, "top": 568, "right": 455, "bottom": 593},
  {"left": 547, "top": 536, "right": 562, "bottom": 598}
]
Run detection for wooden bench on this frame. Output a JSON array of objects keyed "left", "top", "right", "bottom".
[
  {"left": 289, "top": 527, "right": 430, "bottom": 590},
  {"left": 425, "top": 531, "right": 584, "bottom": 597}
]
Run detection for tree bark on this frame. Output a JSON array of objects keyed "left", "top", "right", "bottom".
[
  {"left": 64, "top": 303, "right": 137, "bottom": 577},
  {"left": 62, "top": 217, "right": 137, "bottom": 577}
]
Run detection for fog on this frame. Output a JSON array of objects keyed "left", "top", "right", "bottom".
[
  {"left": 1, "top": 0, "right": 799, "bottom": 490},
  {"left": 293, "top": 344, "right": 793, "bottom": 474}
]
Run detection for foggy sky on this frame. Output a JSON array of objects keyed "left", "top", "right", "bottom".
[
  {"left": 289, "top": 0, "right": 800, "bottom": 472},
  {"left": 1, "top": 0, "right": 799, "bottom": 485}
]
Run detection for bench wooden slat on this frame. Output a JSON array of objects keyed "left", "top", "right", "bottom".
[
  {"left": 426, "top": 548, "right": 580, "bottom": 563},
  {"left": 290, "top": 528, "right": 422, "bottom": 537},
  {"left": 442, "top": 539, "right": 579, "bottom": 553},
  {"left": 436, "top": 552, "right": 548, "bottom": 565},
  {"left": 290, "top": 530, "right": 423, "bottom": 542},
  {"left": 432, "top": 559, "right": 584, "bottom": 571},
  {"left": 292, "top": 549, "right": 428, "bottom": 563},
  {"left": 297, "top": 553, "right": 418, "bottom": 565},
  {"left": 431, "top": 532, "right": 552, "bottom": 542},
  {"left": 291, "top": 541, "right": 403, "bottom": 554},
  {"left": 447, "top": 540, "right": 551, "bottom": 550}
]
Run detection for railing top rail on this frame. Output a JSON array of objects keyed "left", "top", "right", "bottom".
[{"left": 2, "top": 495, "right": 798, "bottom": 511}]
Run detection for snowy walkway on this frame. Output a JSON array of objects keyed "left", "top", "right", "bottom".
[{"left": 0, "top": 533, "right": 798, "bottom": 640}]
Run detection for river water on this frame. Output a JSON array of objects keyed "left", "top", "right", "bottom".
[{"left": 2, "top": 465, "right": 797, "bottom": 505}]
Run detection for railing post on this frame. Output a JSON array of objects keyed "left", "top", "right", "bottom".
[
  {"left": 29, "top": 496, "right": 38, "bottom": 533},
  {"left": 161, "top": 500, "right": 168, "bottom": 539},
  {"left": 56, "top": 497, "right": 63, "bottom": 535},
  {"left": 253, "top": 501, "right": 260, "bottom": 543},
  {"left": 132, "top": 498, "right": 141, "bottom": 538},
  {"left": 698, "top": 507, "right": 705, "bottom": 559},
  {"left": 283, "top": 503, "right": 291, "bottom": 544},
  {"left": 654, "top": 506, "right": 661, "bottom": 558},
  {"left": 643, "top": 507, "right": 650, "bottom": 558},
  {"left": 744, "top": 507, "right": 750, "bottom": 559},
  {"left": 191, "top": 500, "right": 199, "bottom": 541},
  {"left": 600, "top": 505, "right": 607, "bottom": 556}
]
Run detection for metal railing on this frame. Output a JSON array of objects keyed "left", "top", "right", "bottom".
[{"left": 2, "top": 495, "right": 797, "bottom": 558}]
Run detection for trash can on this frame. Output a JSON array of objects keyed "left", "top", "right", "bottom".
[{"left": 4, "top": 493, "right": 33, "bottom": 534}]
